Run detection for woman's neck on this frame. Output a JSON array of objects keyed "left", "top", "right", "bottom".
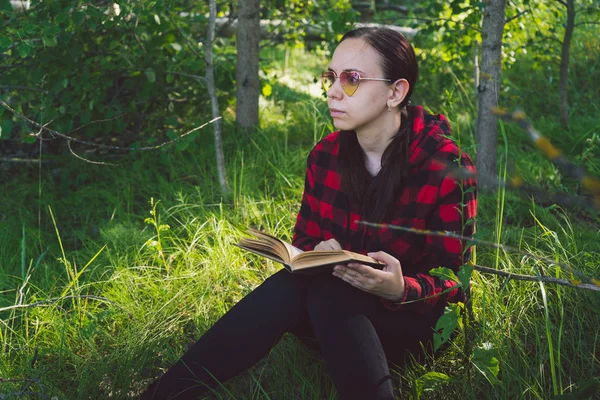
[{"left": 355, "top": 111, "right": 402, "bottom": 174}]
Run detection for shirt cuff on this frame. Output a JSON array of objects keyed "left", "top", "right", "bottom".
[{"left": 380, "top": 276, "right": 419, "bottom": 311}]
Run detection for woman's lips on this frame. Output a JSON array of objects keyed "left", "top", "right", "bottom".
[{"left": 329, "top": 108, "right": 345, "bottom": 117}]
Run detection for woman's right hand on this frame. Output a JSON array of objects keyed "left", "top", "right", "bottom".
[{"left": 314, "top": 238, "right": 342, "bottom": 251}]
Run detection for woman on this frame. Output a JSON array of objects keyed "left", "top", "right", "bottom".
[{"left": 142, "top": 27, "right": 476, "bottom": 399}]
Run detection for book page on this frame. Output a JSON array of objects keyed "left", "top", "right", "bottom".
[
  {"left": 248, "top": 228, "right": 292, "bottom": 263},
  {"left": 284, "top": 242, "right": 304, "bottom": 260}
]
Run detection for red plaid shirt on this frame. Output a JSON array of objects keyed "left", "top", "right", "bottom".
[{"left": 292, "top": 106, "right": 477, "bottom": 314}]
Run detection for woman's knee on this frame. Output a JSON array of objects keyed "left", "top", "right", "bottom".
[
  {"left": 255, "top": 269, "right": 313, "bottom": 310},
  {"left": 305, "top": 274, "right": 375, "bottom": 316}
]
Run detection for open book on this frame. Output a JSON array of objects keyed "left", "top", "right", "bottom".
[{"left": 235, "top": 228, "right": 384, "bottom": 274}]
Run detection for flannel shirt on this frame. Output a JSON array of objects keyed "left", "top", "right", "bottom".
[{"left": 292, "top": 106, "right": 477, "bottom": 314}]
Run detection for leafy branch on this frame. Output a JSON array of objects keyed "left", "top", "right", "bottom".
[{"left": 0, "top": 99, "right": 221, "bottom": 152}]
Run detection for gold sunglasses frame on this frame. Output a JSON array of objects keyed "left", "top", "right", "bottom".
[{"left": 321, "top": 71, "right": 391, "bottom": 96}]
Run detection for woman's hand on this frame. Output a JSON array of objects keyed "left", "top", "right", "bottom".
[
  {"left": 332, "top": 251, "right": 405, "bottom": 302},
  {"left": 314, "top": 238, "right": 342, "bottom": 251}
]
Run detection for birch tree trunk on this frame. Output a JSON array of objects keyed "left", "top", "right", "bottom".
[
  {"left": 559, "top": 0, "right": 575, "bottom": 127},
  {"left": 206, "top": 0, "right": 229, "bottom": 194},
  {"left": 475, "top": 0, "right": 507, "bottom": 189},
  {"left": 236, "top": 0, "right": 261, "bottom": 129}
]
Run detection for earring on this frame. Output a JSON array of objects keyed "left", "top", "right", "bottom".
[{"left": 387, "top": 103, "right": 392, "bottom": 112}]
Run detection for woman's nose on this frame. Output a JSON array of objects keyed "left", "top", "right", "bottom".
[{"left": 327, "top": 78, "right": 344, "bottom": 99}]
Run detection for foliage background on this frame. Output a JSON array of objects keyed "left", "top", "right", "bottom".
[{"left": 1, "top": 0, "right": 599, "bottom": 399}]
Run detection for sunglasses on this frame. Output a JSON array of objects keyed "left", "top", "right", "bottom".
[{"left": 321, "top": 70, "right": 391, "bottom": 97}]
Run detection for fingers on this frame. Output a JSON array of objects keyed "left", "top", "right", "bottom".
[
  {"left": 367, "top": 251, "right": 401, "bottom": 270},
  {"left": 332, "top": 263, "right": 373, "bottom": 286},
  {"left": 314, "top": 238, "right": 342, "bottom": 251}
]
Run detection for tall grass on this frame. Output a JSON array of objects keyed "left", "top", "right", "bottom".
[{"left": 1, "top": 44, "right": 599, "bottom": 399}]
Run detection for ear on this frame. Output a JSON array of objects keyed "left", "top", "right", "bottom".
[{"left": 388, "top": 78, "right": 409, "bottom": 108}]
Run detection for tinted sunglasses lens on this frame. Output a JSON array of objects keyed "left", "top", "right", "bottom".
[
  {"left": 339, "top": 71, "right": 360, "bottom": 96},
  {"left": 321, "top": 72, "right": 335, "bottom": 92}
]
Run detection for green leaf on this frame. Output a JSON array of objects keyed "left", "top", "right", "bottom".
[
  {"left": 169, "top": 42, "right": 182, "bottom": 51},
  {"left": 433, "top": 303, "right": 461, "bottom": 351},
  {"left": 472, "top": 344, "right": 500, "bottom": 385},
  {"left": 43, "top": 36, "right": 58, "bottom": 47},
  {"left": 73, "top": 11, "right": 86, "bottom": 26},
  {"left": 24, "top": 24, "right": 37, "bottom": 34},
  {"left": 166, "top": 74, "right": 174, "bottom": 83},
  {"left": 429, "top": 266, "right": 458, "bottom": 283},
  {"left": 43, "top": 25, "right": 61, "bottom": 36},
  {"left": 145, "top": 69, "right": 156, "bottom": 83},
  {"left": 0, "top": 37, "right": 11, "bottom": 50},
  {"left": 154, "top": 14, "right": 161, "bottom": 25},
  {"left": 457, "top": 263, "right": 473, "bottom": 291},
  {"left": 56, "top": 11, "right": 69, "bottom": 24},
  {"left": 414, "top": 372, "right": 450, "bottom": 399},
  {"left": 17, "top": 42, "right": 32, "bottom": 58},
  {"left": 59, "top": 105, "right": 66, "bottom": 114}
]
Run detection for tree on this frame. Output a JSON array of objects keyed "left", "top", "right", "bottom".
[
  {"left": 206, "top": 0, "right": 229, "bottom": 194},
  {"left": 476, "top": 0, "right": 508, "bottom": 189},
  {"left": 236, "top": 0, "right": 261, "bottom": 129}
]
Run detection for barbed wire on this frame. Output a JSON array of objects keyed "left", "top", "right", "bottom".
[
  {"left": 449, "top": 167, "right": 597, "bottom": 211},
  {"left": 0, "top": 99, "right": 221, "bottom": 152},
  {"left": 356, "top": 220, "right": 600, "bottom": 289},
  {"left": 493, "top": 107, "right": 600, "bottom": 208}
]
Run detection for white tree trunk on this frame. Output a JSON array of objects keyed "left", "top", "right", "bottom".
[
  {"left": 236, "top": 0, "right": 261, "bottom": 129},
  {"left": 206, "top": 0, "right": 229, "bottom": 194},
  {"left": 559, "top": 0, "right": 575, "bottom": 127},
  {"left": 475, "top": 0, "right": 507, "bottom": 189}
]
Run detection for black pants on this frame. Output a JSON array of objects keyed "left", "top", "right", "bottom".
[{"left": 141, "top": 269, "right": 441, "bottom": 399}]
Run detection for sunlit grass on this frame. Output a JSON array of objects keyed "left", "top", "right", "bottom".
[{"left": 1, "top": 42, "right": 599, "bottom": 399}]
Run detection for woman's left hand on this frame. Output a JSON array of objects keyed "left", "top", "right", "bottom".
[{"left": 332, "top": 251, "right": 405, "bottom": 301}]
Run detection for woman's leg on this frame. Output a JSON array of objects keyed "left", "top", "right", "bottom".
[
  {"left": 305, "top": 274, "right": 440, "bottom": 400},
  {"left": 141, "top": 269, "right": 314, "bottom": 399}
]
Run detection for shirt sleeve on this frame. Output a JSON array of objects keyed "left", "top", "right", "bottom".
[
  {"left": 382, "top": 156, "right": 477, "bottom": 313},
  {"left": 292, "top": 151, "right": 323, "bottom": 251}
]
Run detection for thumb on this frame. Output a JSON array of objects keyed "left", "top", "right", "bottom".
[{"left": 368, "top": 251, "right": 402, "bottom": 273}]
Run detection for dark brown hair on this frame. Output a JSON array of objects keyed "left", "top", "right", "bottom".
[{"left": 338, "top": 27, "right": 419, "bottom": 222}]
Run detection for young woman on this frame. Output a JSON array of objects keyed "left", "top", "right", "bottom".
[{"left": 142, "top": 27, "right": 477, "bottom": 399}]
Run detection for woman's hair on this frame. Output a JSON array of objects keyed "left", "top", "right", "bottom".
[{"left": 338, "top": 27, "right": 419, "bottom": 223}]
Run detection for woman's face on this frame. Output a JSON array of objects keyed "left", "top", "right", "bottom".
[{"left": 326, "top": 38, "right": 391, "bottom": 133}]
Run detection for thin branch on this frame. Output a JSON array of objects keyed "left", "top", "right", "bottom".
[
  {"left": 450, "top": 167, "right": 597, "bottom": 211},
  {"left": 66, "top": 113, "right": 125, "bottom": 136},
  {"left": 556, "top": 0, "right": 568, "bottom": 6},
  {"left": 356, "top": 220, "right": 600, "bottom": 288},
  {"left": 505, "top": 10, "right": 529, "bottom": 24},
  {"left": 67, "top": 140, "right": 118, "bottom": 166},
  {"left": 474, "top": 264, "right": 600, "bottom": 291},
  {"left": 0, "top": 157, "right": 44, "bottom": 163},
  {"left": 493, "top": 108, "right": 600, "bottom": 201},
  {"left": 167, "top": 71, "right": 209, "bottom": 84},
  {"left": 0, "top": 99, "right": 221, "bottom": 151},
  {"left": 0, "top": 376, "right": 47, "bottom": 400}
]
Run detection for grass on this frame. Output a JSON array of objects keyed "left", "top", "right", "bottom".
[{"left": 1, "top": 41, "right": 600, "bottom": 399}]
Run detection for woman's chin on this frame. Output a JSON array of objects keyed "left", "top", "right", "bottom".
[{"left": 332, "top": 119, "right": 353, "bottom": 131}]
